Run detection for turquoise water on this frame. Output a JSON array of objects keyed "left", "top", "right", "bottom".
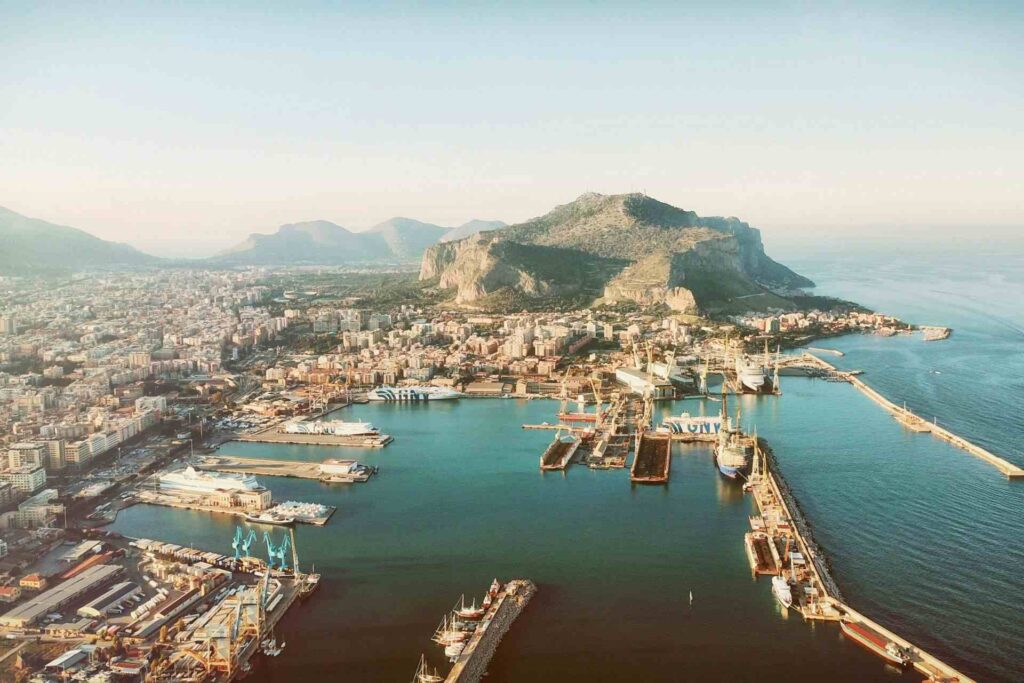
[
  {"left": 112, "top": 397, "right": 919, "bottom": 682},
  {"left": 108, "top": 248, "right": 1024, "bottom": 681}
]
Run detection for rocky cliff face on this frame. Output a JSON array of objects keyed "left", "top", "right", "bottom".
[{"left": 420, "top": 193, "right": 811, "bottom": 311}]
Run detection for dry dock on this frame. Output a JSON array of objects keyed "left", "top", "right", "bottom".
[
  {"left": 802, "top": 353, "right": 1024, "bottom": 478},
  {"left": 630, "top": 431, "right": 671, "bottom": 484},
  {"left": 539, "top": 434, "right": 581, "bottom": 470},
  {"left": 749, "top": 441, "right": 977, "bottom": 682},
  {"left": 445, "top": 580, "right": 536, "bottom": 683}
]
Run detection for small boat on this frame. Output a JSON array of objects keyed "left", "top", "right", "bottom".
[
  {"left": 771, "top": 575, "right": 793, "bottom": 610},
  {"left": 444, "top": 641, "right": 466, "bottom": 660},
  {"left": 455, "top": 595, "right": 485, "bottom": 620},
  {"left": 431, "top": 616, "right": 469, "bottom": 645},
  {"left": 412, "top": 654, "right": 443, "bottom": 683},
  {"left": 688, "top": 590, "right": 693, "bottom": 606},
  {"left": 840, "top": 619, "right": 912, "bottom": 667},
  {"left": 488, "top": 578, "right": 502, "bottom": 597}
]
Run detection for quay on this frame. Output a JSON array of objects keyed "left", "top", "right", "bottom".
[
  {"left": 134, "top": 490, "right": 336, "bottom": 526},
  {"left": 801, "top": 353, "right": 1024, "bottom": 478},
  {"left": 198, "top": 455, "right": 325, "bottom": 480},
  {"left": 748, "top": 440, "right": 977, "bottom": 682},
  {"left": 234, "top": 428, "right": 393, "bottom": 448},
  {"left": 444, "top": 580, "right": 536, "bottom": 683},
  {"left": 630, "top": 431, "right": 671, "bottom": 484}
]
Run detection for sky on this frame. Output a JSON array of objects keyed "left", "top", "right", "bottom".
[{"left": 1, "top": 1, "right": 1022, "bottom": 257}]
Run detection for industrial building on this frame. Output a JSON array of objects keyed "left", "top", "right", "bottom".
[
  {"left": 0, "top": 563, "right": 122, "bottom": 627},
  {"left": 77, "top": 581, "right": 141, "bottom": 618},
  {"left": 614, "top": 367, "right": 675, "bottom": 399}
]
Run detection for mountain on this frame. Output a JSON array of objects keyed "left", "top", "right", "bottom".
[
  {"left": 440, "top": 219, "right": 507, "bottom": 243},
  {"left": 212, "top": 220, "right": 392, "bottom": 265},
  {"left": 216, "top": 216, "right": 508, "bottom": 265},
  {"left": 364, "top": 218, "right": 449, "bottom": 260},
  {"left": 420, "top": 192, "right": 813, "bottom": 313},
  {"left": 0, "top": 206, "right": 158, "bottom": 274}
]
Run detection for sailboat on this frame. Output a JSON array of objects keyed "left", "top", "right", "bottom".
[
  {"left": 431, "top": 615, "right": 469, "bottom": 645},
  {"left": 689, "top": 590, "right": 693, "bottom": 606},
  {"left": 455, "top": 594, "right": 485, "bottom": 620},
  {"left": 412, "top": 654, "right": 443, "bottom": 683}
]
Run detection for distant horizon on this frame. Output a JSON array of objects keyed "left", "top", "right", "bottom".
[
  {"left": 3, "top": 2, "right": 1022, "bottom": 257},
  {"left": 3, "top": 197, "right": 1024, "bottom": 260}
]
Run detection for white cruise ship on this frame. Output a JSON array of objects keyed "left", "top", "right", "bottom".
[
  {"left": 159, "top": 466, "right": 263, "bottom": 494},
  {"left": 366, "top": 386, "right": 462, "bottom": 402},
  {"left": 283, "top": 420, "right": 378, "bottom": 436}
]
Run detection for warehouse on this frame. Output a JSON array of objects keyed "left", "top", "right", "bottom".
[{"left": 0, "top": 564, "right": 122, "bottom": 627}]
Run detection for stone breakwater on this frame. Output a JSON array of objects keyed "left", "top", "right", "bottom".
[{"left": 445, "top": 580, "right": 537, "bottom": 683}]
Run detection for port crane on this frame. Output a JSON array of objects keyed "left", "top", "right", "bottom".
[
  {"left": 264, "top": 532, "right": 291, "bottom": 571},
  {"left": 232, "top": 527, "right": 258, "bottom": 561}
]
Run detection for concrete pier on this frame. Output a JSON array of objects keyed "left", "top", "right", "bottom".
[
  {"left": 802, "top": 353, "right": 1024, "bottom": 478},
  {"left": 234, "top": 429, "right": 393, "bottom": 448},
  {"left": 445, "top": 580, "right": 536, "bottom": 683},
  {"left": 750, "top": 441, "right": 977, "bottom": 682}
]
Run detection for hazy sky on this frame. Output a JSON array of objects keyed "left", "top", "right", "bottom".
[{"left": 2, "top": 1, "right": 1022, "bottom": 256}]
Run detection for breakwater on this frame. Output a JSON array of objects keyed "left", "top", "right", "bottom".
[
  {"left": 802, "top": 353, "right": 1024, "bottom": 478},
  {"left": 445, "top": 580, "right": 536, "bottom": 683}
]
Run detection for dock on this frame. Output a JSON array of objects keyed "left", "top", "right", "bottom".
[
  {"left": 198, "top": 455, "right": 324, "bottom": 480},
  {"left": 234, "top": 423, "right": 393, "bottom": 448},
  {"left": 444, "top": 580, "right": 536, "bottom": 683},
  {"left": 748, "top": 440, "right": 977, "bottom": 682},
  {"left": 630, "top": 431, "right": 671, "bottom": 484},
  {"left": 800, "top": 353, "right": 1024, "bottom": 478},
  {"left": 134, "top": 490, "right": 335, "bottom": 526}
]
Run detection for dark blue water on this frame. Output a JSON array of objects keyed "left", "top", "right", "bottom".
[{"left": 108, "top": 247, "right": 1024, "bottom": 681}]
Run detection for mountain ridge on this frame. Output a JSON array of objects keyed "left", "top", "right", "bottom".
[
  {"left": 420, "top": 192, "right": 813, "bottom": 313},
  {"left": 0, "top": 206, "right": 159, "bottom": 275}
]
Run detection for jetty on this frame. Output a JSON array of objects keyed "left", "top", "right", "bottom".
[
  {"left": 234, "top": 427, "right": 393, "bottom": 448},
  {"left": 444, "top": 580, "right": 536, "bottom": 683},
  {"left": 747, "top": 440, "right": 977, "bottom": 682},
  {"left": 198, "top": 455, "right": 324, "bottom": 480},
  {"left": 801, "top": 353, "right": 1024, "bottom": 479}
]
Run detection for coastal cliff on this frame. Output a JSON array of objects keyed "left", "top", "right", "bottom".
[{"left": 420, "top": 192, "right": 812, "bottom": 311}]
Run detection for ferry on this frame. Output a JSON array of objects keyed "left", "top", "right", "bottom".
[
  {"left": 736, "top": 355, "right": 773, "bottom": 394},
  {"left": 840, "top": 619, "right": 912, "bottom": 667},
  {"left": 660, "top": 412, "right": 722, "bottom": 435},
  {"left": 367, "top": 386, "right": 462, "bottom": 402},
  {"left": 282, "top": 419, "right": 378, "bottom": 436},
  {"left": 318, "top": 459, "right": 376, "bottom": 483}
]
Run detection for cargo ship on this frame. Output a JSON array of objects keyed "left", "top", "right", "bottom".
[
  {"left": 713, "top": 393, "right": 753, "bottom": 479},
  {"left": 367, "top": 386, "right": 462, "bottom": 401},
  {"left": 840, "top": 619, "right": 912, "bottom": 667},
  {"left": 282, "top": 419, "right": 378, "bottom": 436}
]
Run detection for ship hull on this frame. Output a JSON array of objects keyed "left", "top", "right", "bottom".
[{"left": 840, "top": 620, "right": 909, "bottom": 667}]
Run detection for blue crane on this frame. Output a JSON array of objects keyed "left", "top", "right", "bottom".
[
  {"left": 263, "top": 531, "right": 291, "bottom": 571},
  {"left": 231, "top": 527, "right": 258, "bottom": 561}
]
